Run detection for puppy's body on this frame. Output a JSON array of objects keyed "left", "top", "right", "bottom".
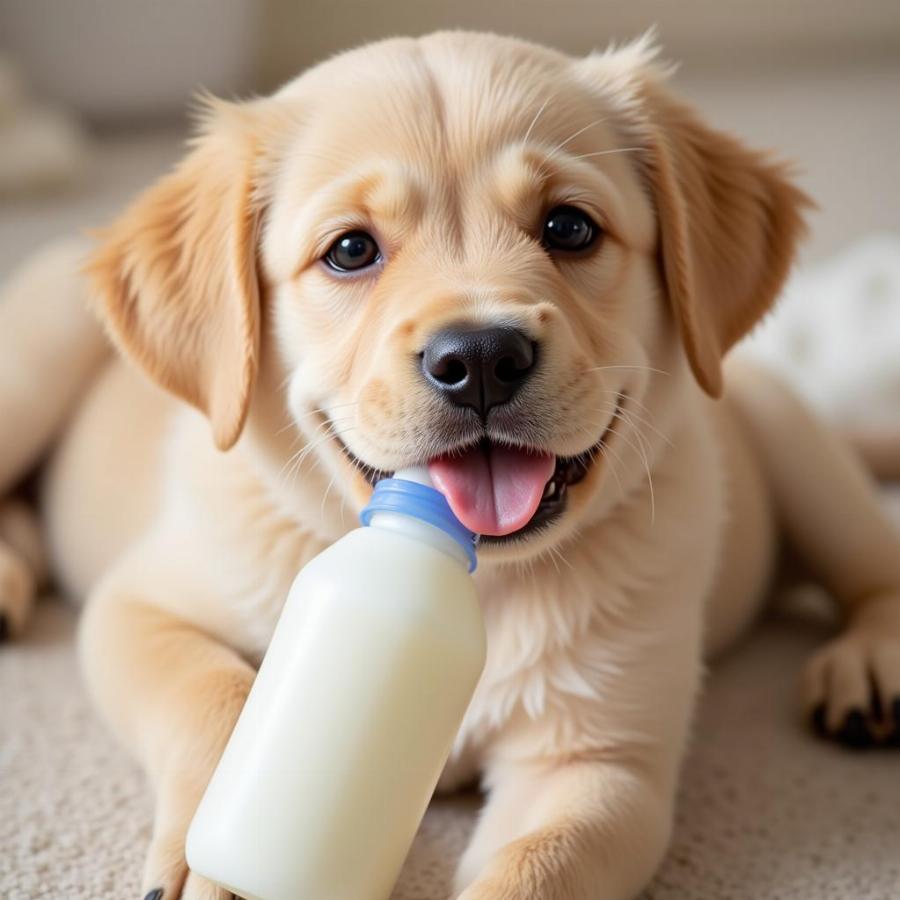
[{"left": 4, "top": 31, "right": 900, "bottom": 900}]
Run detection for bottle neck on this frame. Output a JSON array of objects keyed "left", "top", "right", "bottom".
[
  {"left": 359, "top": 472, "right": 478, "bottom": 572},
  {"left": 367, "top": 511, "right": 472, "bottom": 571}
]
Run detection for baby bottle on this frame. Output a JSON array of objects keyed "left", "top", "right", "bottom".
[{"left": 186, "top": 467, "right": 485, "bottom": 900}]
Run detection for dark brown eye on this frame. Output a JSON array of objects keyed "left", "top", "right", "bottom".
[
  {"left": 542, "top": 205, "right": 600, "bottom": 252},
  {"left": 324, "top": 231, "right": 381, "bottom": 272}
]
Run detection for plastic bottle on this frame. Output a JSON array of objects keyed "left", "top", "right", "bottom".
[{"left": 185, "top": 467, "right": 485, "bottom": 900}]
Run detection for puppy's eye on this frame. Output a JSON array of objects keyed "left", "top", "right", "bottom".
[
  {"left": 324, "top": 231, "right": 381, "bottom": 272},
  {"left": 542, "top": 206, "right": 600, "bottom": 253}
]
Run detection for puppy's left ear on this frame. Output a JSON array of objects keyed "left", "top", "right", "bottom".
[
  {"left": 638, "top": 77, "right": 813, "bottom": 396},
  {"left": 579, "top": 41, "right": 812, "bottom": 396},
  {"left": 86, "top": 97, "right": 267, "bottom": 450}
]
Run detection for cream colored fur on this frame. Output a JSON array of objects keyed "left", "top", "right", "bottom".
[{"left": 2, "top": 32, "right": 900, "bottom": 900}]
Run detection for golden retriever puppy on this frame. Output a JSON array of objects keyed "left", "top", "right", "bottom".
[{"left": 3, "top": 30, "right": 900, "bottom": 900}]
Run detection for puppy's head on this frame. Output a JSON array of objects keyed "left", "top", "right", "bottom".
[{"left": 88, "top": 32, "right": 809, "bottom": 559}]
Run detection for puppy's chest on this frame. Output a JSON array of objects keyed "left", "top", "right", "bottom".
[
  {"left": 194, "top": 490, "right": 332, "bottom": 660},
  {"left": 447, "top": 552, "right": 658, "bottom": 767}
]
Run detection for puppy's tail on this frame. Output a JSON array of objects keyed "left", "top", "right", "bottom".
[
  {"left": 0, "top": 237, "right": 110, "bottom": 495},
  {"left": 727, "top": 357, "right": 900, "bottom": 609}
]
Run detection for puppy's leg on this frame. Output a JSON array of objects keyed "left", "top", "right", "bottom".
[
  {"left": 0, "top": 499, "right": 47, "bottom": 638},
  {"left": 454, "top": 575, "right": 706, "bottom": 899},
  {"left": 729, "top": 360, "right": 900, "bottom": 747},
  {"left": 0, "top": 238, "right": 109, "bottom": 493},
  {"left": 80, "top": 563, "right": 254, "bottom": 900},
  {"left": 456, "top": 757, "right": 673, "bottom": 900},
  {"left": 0, "top": 239, "right": 107, "bottom": 638}
]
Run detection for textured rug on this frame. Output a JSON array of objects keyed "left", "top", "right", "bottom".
[{"left": 4, "top": 571, "right": 900, "bottom": 900}]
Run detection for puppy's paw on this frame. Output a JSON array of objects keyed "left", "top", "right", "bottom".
[
  {"left": 802, "top": 607, "right": 900, "bottom": 749},
  {"left": 454, "top": 832, "right": 573, "bottom": 900},
  {"left": 455, "top": 869, "right": 521, "bottom": 900},
  {"left": 141, "top": 775, "right": 235, "bottom": 900},
  {"left": 140, "top": 876, "right": 234, "bottom": 900},
  {"left": 455, "top": 867, "right": 557, "bottom": 900},
  {"left": 0, "top": 541, "right": 36, "bottom": 641}
]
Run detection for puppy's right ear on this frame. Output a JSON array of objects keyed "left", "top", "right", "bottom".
[{"left": 86, "top": 98, "right": 265, "bottom": 450}]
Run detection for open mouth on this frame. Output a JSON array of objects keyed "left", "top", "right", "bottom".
[
  {"left": 336, "top": 400, "right": 622, "bottom": 544},
  {"left": 463, "top": 442, "right": 599, "bottom": 544}
]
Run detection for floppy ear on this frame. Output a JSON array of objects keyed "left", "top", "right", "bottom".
[
  {"left": 638, "top": 77, "right": 812, "bottom": 396},
  {"left": 86, "top": 99, "right": 263, "bottom": 450}
]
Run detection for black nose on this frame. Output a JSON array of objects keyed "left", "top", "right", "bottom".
[{"left": 421, "top": 326, "right": 537, "bottom": 416}]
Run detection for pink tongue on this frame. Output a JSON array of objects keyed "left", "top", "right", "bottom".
[{"left": 428, "top": 445, "right": 556, "bottom": 536}]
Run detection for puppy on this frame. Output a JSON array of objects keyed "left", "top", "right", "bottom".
[{"left": 3, "top": 31, "right": 900, "bottom": 900}]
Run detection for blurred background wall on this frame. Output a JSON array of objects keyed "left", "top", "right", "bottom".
[
  {"left": 260, "top": 0, "right": 900, "bottom": 85},
  {"left": 4, "top": 0, "right": 899, "bottom": 114},
  {"left": 1, "top": 0, "right": 899, "bottom": 266}
]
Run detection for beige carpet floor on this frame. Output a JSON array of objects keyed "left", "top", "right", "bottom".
[{"left": 4, "top": 579, "right": 900, "bottom": 900}]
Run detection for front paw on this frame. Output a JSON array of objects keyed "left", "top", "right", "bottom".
[
  {"left": 802, "top": 608, "right": 900, "bottom": 748},
  {"left": 140, "top": 873, "right": 234, "bottom": 900},
  {"left": 140, "top": 770, "right": 235, "bottom": 900},
  {"left": 454, "top": 831, "right": 576, "bottom": 900},
  {"left": 455, "top": 867, "right": 524, "bottom": 900}
]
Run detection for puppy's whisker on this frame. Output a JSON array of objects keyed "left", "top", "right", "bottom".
[
  {"left": 318, "top": 399, "right": 361, "bottom": 411},
  {"left": 589, "top": 400, "right": 673, "bottom": 449},
  {"left": 284, "top": 416, "right": 355, "bottom": 450},
  {"left": 286, "top": 425, "right": 358, "bottom": 492},
  {"left": 597, "top": 401, "right": 656, "bottom": 525},
  {"left": 275, "top": 418, "right": 301, "bottom": 438},
  {"left": 584, "top": 364, "right": 670, "bottom": 377},
  {"left": 621, "top": 427, "right": 656, "bottom": 526},
  {"left": 545, "top": 544, "right": 562, "bottom": 577},
  {"left": 616, "top": 410, "right": 654, "bottom": 460},
  {"left": 568, "top": 147, "right": 645, "bottom": 162},
  {"left": 522, "top": 94, "right": 553, "bottom": 146},
  {"left": 291, "top": 401, "right": 360, "bottom": 422},
  {"left": 594, "top": 434, "right": 626, "bottom": 499},
  {"left": 292, "top": 424, "right": 350, "bottom": 466},
  {"left": 616, "top": 406, "right": 672, "bottom": 451},
  {"left": 603, "top": 389, "right": 656, "bottom": 420},
  {"left": 544, "top": 542, "right": 575, "bottom": 575},
  {"left": 277, "top": 419, "right": 349, "bottom": 485},
  {"left": 546, "top": 116, "right": 610, "bottom": 156},
  {"left": 607, "top": 390, "right": 670, "bottom": 437},
  {"left": 274, "top": 406, "right": 355, "bottom": 439},
  {"left": 602, "top": 402, "right": 659, "bottom": 439},
  {"left": 320, "top": 472, "right": 338, "bottom": 520},
  {"left": 568, "top": 419, "right": 624, "bottom": 499}
]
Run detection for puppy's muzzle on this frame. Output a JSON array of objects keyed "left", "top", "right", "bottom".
[{"left": 421, "top": 325, "right": 537, "bottom": 418}]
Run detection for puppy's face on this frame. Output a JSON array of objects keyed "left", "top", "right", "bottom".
[
  {"left": 89, "top": 32, "right": 808, "bottom": 560},
  {"left": 263, "top": 36, "right": 664, "bottom": 557}
]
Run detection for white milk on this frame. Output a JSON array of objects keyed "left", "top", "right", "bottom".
[{"left": 186, "top": 468, "right": 485, "bottom": 900}]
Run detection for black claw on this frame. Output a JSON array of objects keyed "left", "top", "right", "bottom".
[
  {"left": 887, "top": 698, "right": 900, "bottom": 747},
  {"left": 0, "top": 614, "right": 8, "bottom": 642},
  {"left": 143, "top": 890, "right": 164, "bottom": 900},
  {"left": 835, "top": 709, "right": 874, "bottom": 749},
  {"left": 811, "top": 703, "right": 828, "bottom": 737},
  {"left": 869, "top": 680, "right": 885, "bottom": 723}
]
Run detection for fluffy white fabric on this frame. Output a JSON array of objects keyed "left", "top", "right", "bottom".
[{"left": 745, "top": 234, "right": 900, "bottom": 427}]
